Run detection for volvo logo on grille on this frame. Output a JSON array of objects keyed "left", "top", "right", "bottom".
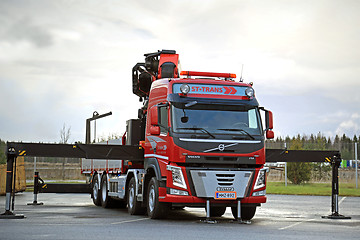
[
  {"left": 216, "top": 187, "right": 234, "bottom": 191},
  {"left": 218, "top": 144, "right": 225, "bottom": 151}
]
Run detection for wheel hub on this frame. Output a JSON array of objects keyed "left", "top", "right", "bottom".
[{"left": 148, "top": 185, "right": 155, "bottom": 212}]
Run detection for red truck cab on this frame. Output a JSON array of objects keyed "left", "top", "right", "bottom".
[
  {"left": 88, "top": 50, "right": 273, "bottom": 221},
  {"left": 142, "top": 69, "right": 273, "bottom": 220}
]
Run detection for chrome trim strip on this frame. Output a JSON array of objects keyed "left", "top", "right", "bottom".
[
  {"left": 204, "top": 142, "right": 239, "bottom": 153},
  {"left": 144, "top": 154, "right": 169, "bottom": 160},
  {"left": 179, "top": 138, "right": 261, "bottom": 144}
]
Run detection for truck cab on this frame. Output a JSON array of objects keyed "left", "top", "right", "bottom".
[{"left": 142, "top": 70, "right": 274, "bottom": 219}]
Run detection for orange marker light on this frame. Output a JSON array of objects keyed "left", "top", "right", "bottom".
[{"left": 180, "top": 71, "right": 236, "bottom": 79}]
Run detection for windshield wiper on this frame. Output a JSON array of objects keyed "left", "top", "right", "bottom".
[
  {"left": 177, "top": 127, "right": 216, "bottom": 139},
  {"left": 217, "top": 128, "right": 255, "bottom": 140}
]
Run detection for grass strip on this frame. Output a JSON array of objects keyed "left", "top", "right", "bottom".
[{"left": 267, "top": 182, "right": 360, "bottom": 197}]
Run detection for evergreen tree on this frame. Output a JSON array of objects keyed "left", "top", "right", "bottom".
[{"left": 287, "top": 136, "right": 312, "bottom": 184}]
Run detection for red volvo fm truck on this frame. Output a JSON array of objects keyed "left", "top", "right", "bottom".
[{"left": 82, "top": 50, "right": 274, "bottom": 221}]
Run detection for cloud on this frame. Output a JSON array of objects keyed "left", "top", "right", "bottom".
[
  {"left": 3, "top": 17, "right": 53, "bottom": 47},
  {"left": 336, "top": 113, "right": 360, "bottom": 137},
  {"left": 0, "top": 0, "right": 359, "bottom": 143}
]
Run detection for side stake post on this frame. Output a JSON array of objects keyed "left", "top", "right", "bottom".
[
  {"left": 322, "top": 154, "right": 351, "bottom": 219},
  {"left": 0, "top": 146, "right": 25, "bottom": 219},
  {"left": 27, "top": 171, "right": 43, "bottom": 205}
]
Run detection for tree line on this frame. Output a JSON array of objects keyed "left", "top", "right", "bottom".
[
  {"left": 266, "top": 132, "right": 359, "bottom": 160},
  {"left": 266, "top": 132, "right": 359, "bottom": 184}
]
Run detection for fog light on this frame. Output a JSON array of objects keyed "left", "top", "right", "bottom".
[
  {"left": 252, "top": 190, "right": 266, "bottom": 196},
  {"left": 170, "top": 188, "right": 189, "bottom": 196}
]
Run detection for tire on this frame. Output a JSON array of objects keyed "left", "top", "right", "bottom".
[
  {"left": 92, "top": 175, "right": 101, "bottom": 206},
  {"left": 147, "top": 177, "right": 169, "bottom": 219},
  {"left": 207, "top": 206, "right": 226, "bottom": 217},
  {"left": 231, "top": 206, "right": 256, "bottom": 221},
  {"left": 127, "top": 177, "right": 145, "bottom": 215},
  {"left": 100, "top": 174, "right": 114, "bottom": 208}
]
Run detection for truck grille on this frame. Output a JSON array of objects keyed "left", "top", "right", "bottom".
[
  {"left": 216, "top": 173, "right": 235, "bottom": 186},
  {"left": 205, "top": 157, "right": 237, "bottom": 161},
  {"left": 190, "top": 170, "right": 253, "bottom": 198},
  {"left": 186, "top": 156, "right": 255, "bottom": 165}
]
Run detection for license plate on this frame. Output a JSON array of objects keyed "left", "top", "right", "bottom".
[{"left": 215, "top": 191, "right": 237, "bottom": 200}]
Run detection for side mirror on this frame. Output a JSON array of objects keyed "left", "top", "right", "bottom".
[
  {"left": 150, "top": 126, "right": 160, "bottom": 135},
  {"left": 266, "top": 130, "right": 274, "bottom": 139},
  {"left": 150, "top": 106, "right": 158, "bottom": 126},
  {"left": 265, "top": 110, "right": 273, "bottom": 130}
]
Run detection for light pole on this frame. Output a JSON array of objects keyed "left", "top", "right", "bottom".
[{"left": 355, "top": 142, "right": 358, "bottom": 189}]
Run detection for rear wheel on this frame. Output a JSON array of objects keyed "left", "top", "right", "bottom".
[
  {"left": 92, "top": 175, "right": 101, "bottom": 206},
  {"left": 207, "top": 206, "right": 227, "bottom": 217},
  {"left": 231, "top": 206, "right": 256, "bottom": 221},
  {"left": 100, "top": 175, "right": 114, "bottom": 208},
  {"left": 127, "top": 177, "right": 145, "bottom": 215},
  {"left": 147, "top": 177, "right": 169, "bottom": 219}
]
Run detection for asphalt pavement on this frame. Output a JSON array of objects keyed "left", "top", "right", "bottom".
[{"left": 0, "top": 192, "right": 359, "bottom": 240}]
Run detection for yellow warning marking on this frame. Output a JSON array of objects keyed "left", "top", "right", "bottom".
[
  {"left": 19, "top": 150, "right": 26, "bottom": 156},
  {"left": 285, "top": 151, "right": 289, "bottom": 154}
]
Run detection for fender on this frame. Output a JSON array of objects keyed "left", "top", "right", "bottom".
[{"left": 144, "top": 158, "right": 162, "bottom": 181}]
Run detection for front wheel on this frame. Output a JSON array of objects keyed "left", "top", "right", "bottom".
[
  {"left": 231, "top": 206, "right": 256, "bottom": 221},
  {"left": 147, "top": 177, "right": 169, "bottom": 219}
]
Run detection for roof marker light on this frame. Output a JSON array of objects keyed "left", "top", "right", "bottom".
[
  {"left": 180, "top": 71, "right": 236, "bottom": 79},
  {"left": 180, "top": 84, "right": 190, "bottom": 95}
]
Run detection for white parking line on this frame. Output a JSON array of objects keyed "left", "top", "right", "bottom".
[
  {"left": 279, "top": 197, "right": 348, "bottom": 230},
  {"left": 339, "top": 197, "right": 346, "bottom": 205},
  {"left": 111, "top": 218, "right": 149, "bottom": 225},
  {"left": 279, "top": 218, "right": 315, "bottom": 230}
]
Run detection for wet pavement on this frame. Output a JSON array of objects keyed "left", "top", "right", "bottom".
[{"left": 0, "top": 192, "right": 359, "bottom": 240}]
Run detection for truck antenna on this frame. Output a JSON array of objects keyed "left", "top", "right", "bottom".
[{"left": 239, "top": 64, "right": 244, "bottom": 82}]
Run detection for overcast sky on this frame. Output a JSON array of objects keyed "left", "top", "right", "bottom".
[{"left": 0, "top": 0, "right": 359, "bottom": 143}]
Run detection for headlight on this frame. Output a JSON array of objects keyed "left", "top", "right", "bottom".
[
  {"left": 166, "top": 165, "right": 187, "bottom": 189},
  {"left": 253, "top": 169, "right": 266, "bottom": 190},
  {"left": 180, "top": 84, "right": 190, "bottom": 95},
  {"left": 245, "top": 87, "right": 254, "bottom": 97}
]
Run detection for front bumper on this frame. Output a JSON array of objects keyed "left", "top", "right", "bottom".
[
  {"left": 160, "top": 192, "right": 266, "bottom": 206},
  {"left": 158, "top": 186, "right": 266, "bottom": 206}
]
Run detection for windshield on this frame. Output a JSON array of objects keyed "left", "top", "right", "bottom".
[{"left": 171, "top": 104, "right": 262, "bottom": 137}]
